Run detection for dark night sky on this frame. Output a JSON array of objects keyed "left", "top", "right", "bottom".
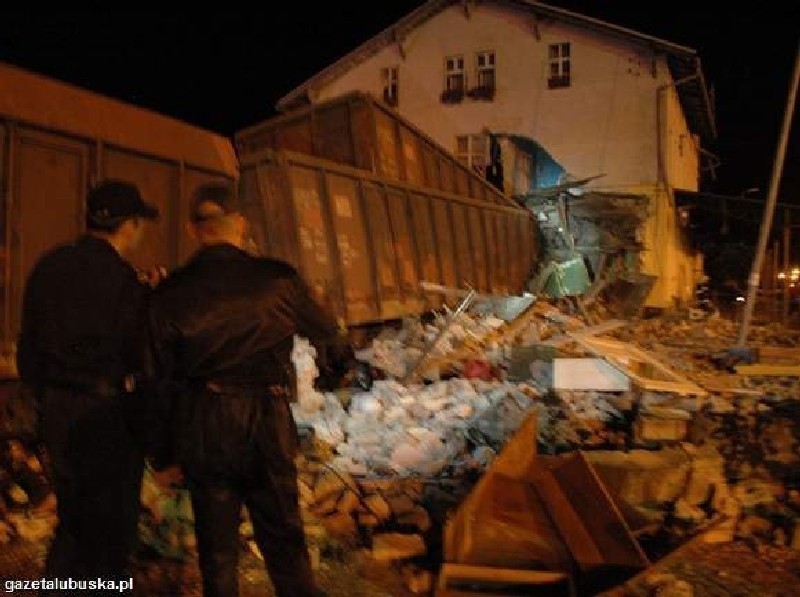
[{"left": 1, "top": 3, "right": 798, "bottom": 210}]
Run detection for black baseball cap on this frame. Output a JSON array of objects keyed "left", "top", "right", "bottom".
[
  {"left": 87, "top": 180, "right": 159, "bottom": 224},
  {"left": 190, "top": 182, "right": 240, "bottom": 223}
]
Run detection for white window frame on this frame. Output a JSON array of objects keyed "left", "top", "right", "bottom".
[
  {"left": 381, "top": 66, "right": 399, "bottom": 106},
  {"left": 476, "top": 50, "right": 496, "bottom": 90},
  {"left": 548, "top": 42, "right": 571, "bottom": 88},
  {"left": 445, "top": 55, "right": 466, "bottom": 92}
]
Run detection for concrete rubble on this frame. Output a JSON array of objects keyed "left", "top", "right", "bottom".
[{"left": 1, "top": 297, "right": 800, "bottom": 595}]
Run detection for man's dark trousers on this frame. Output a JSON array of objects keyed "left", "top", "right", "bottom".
[
  {"left": 40, "top": 387, "right": 143, "bottom": 582},
  {"left": 182, "top": 389, "right": 315, "bottom": 597}
]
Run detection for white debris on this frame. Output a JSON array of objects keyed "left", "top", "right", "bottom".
[{"left": 292, "top": 336, "right": 326, "bottom": 415}]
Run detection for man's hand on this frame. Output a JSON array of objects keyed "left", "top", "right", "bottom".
[{"left": 150, "top": 464, "right": 184, "bottom": 494}]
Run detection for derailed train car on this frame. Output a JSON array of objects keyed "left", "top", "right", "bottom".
[
  {"left": 0, "top": 61, "right": 236, "bottom": 351},
  {"left": 0, "top": 63, "right": 537, "bottom": 355},
  {"left": 236, "top": 93, "right": 538, "bottom": 326}
]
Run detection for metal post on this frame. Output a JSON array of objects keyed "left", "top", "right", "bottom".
[
  {"left": 784, "top": 209, "right": 791, "bottom": 324},
  {"left": 773, "top": 240, "right": 780, "bottom": 321},
  {"left": 737, "top": 42, "right": 800, "bottom": 346}
]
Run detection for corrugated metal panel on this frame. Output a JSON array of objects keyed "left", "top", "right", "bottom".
[
  {"left": 288, "top": 165, "right": 338, "bottom": 311},
  {"left": 315, "top": 103, "right": 355, "bottom": 165},
  {"left": 11, "top": 128, "right": 87, "bottom": 339},
  {"left": 374, "top": 110, "right": 400, "bottom": 181},
  {"left": 451, "top": 204, "right": 474, "bottom": 287},
  {"left": 0, "top": 62, "right": 237, "bottom": 176},
  {"left": 326, "top": 173, "right": 377, "bottom": 323},
  {"left": 467, "top": 207, "right": 489, "bottom": 292},
  {"left": 385, "top": 189, "right": 421, "bottom": 307},
  {"left": 361, "top": 182, "right": 403, "bottom": 319},
  {"left": 235, "top": 92, "right": 519, "bottom": 209},
  {"left": 400, "top": 127, "right": 423, "bottom": 186},
  {"left": 409, "top": 193, "right": 441, "bottom": 307},
  {"left": 104, "top": 148, "right": 178, "bottom": 270},
  {"left": 240, "top": 148, "right": 537, "bottom": 325},
  {"left": 432, "top": 198, "right": 458, "bottom": 290}
]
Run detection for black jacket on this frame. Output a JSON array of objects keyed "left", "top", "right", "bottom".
[
  {"left": 18, "top": 235, "right": 149, "bottom": 391},
  {"left": 146, "top": 243, "right": 353, "bottom": 470}
]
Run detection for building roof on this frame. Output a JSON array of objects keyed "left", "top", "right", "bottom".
[
  {"left": 276, "top": 0, "right": 716, "bottom": 142},
  {"left": 0, "top": 61, "right": 238, "bottom": 176}
]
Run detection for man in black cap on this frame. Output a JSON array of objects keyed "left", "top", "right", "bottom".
[
  {"left": 147, "top": 182, "right": 352, "bottom": 597},
  {"left": 18, "top": 179, "right": 159, "bottom": 585}
]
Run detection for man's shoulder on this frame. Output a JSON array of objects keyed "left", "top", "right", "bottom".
[
  {"left": 28, "top": 241, "right": 81, "bottom": 276},
  {"left": 254, "top": 257, "right": 301, "bottom": 280}
]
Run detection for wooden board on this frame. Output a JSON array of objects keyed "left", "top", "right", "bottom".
[
  {"left": 437, "top": 563, "right": 575, "bottom": 596},
  {"left": 536, "top": 452, "right": 650, "bottom": 571},
  {"left": 569, "top": 334, "right": 707, "bottom": 396},
  {"left": 735, "top": 363, "right": 800, "bottom": 376}
]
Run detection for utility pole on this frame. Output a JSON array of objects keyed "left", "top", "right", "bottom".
[
  {"left": 784, "top": 209, "right": 791, "bottom": 324},
  {"left": 737, "top": 41, "right": 800, "bottom": 347}
]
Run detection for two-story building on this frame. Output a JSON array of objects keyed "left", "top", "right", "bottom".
[{"left": 276, "top": 0, "right": 716, "bottom": 309}]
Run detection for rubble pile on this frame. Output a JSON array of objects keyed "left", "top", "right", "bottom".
[
  {"left": 0, "top": 439, "right": 56, "bottom": 546},
  {"left": 2, "top": 296, "right": 800, "bottom": 594},
  {"left": 285, "top": 298, "right": 800, "bottom": 592}
]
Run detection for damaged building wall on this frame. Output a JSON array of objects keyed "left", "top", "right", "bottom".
[
  {"left": 312, "top": 3, "right": 668, "bottom": 188},
  {"left": 301, "top": 2, "right": 707, "bottom": 308}
]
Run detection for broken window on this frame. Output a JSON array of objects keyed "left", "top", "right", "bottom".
[
  {"left": 381, "top": 66, "right": 399, "bottom": 107},
  {"left": 548, "top": 42, "right": 571, "bottom": 89},
  {"left": 456, "top": 134, "right": 489, "bottom": 173},
  {"left": 442, "top": 55, "right": 465, "bottom": 103},
  {"left": 469, "top": 51, "right": 496, "bottom": 100}
]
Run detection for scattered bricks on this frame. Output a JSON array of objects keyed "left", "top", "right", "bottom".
[
  {"left": 308, "top": 543, "right": 320, "bottom": 571},
  {"left": 683, "top": 448, "right": 726, "bottom": 506},
  {"left": 635, "top": 408, "right": 691, "bottom": 443},
  {"left": 0, "top": 521, "right": 13, "bottom": 544},
  {"left": 364, "top": 494, "right": 392, "bottom": 522},
  {"left": 644, "top": 573, "right": 694, "bottom": 597},
  {"left": 702, "top": 518, "right": 737, "bottom": 544},
  {"left": 674, "top": 498, "right": 707, "bottom": 525},
  {"left": 734, "top": 480, "right": 781, "bottom": 508},
  {"left": 585, "top": 449, "right": 692, "bottom": 506},
  {"left": 397, "top": 506, "right": 432, "bottom": 533},
  {"left": 313, "top": 470, "right": 352, "bottom": 503},
  {"left": 304, "top": 523, "right": 328, "bottom": 542},
  {"left": 297, "top": 480, "right": 314, "bottom": 507},
  {"left": 321, "top": 512, "right": 358, "bottom": 540},
  {"left": 737, "top": 515, "right": 773, "bottom": 540},
  {"left": 358, "top": 513, "right": 381, "bottom": 527},
  {"left": 310, "top": 496, "right": 339, "bottom": 516},
  {"left": 402, "top": 565, "right": 433, "bottom": 594},
  {"left": 371, "top": 533, "right": 426, "bottom": 562},
  {"left": 357, "top": 478, "right": 401, "bottom": 495},
  {"left": 386, "top": 494, "right": 416, "bottom": 517},
  {"left": 337, "top": 489, "right": 361, "bottom": 516}
]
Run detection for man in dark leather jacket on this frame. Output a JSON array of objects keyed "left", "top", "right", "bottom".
[
  {"left": 17, "top": 180, "right": 158, "bottom": 584},
  {"left": 147, "top": 183, "right": 352, "bottom": 597}
]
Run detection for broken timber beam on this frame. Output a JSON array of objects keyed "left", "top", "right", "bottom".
[
  {"left": 436, "top": 563, "right": 575, "bottom": 596},
  {"left": 735, "top": 363, "right": 800, "bottom": 376}
]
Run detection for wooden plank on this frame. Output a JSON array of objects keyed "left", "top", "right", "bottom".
[
  {"left": 735, "top": 363, "right": 800, "bottom": 376},
  {"left": 757, "top": 345, "right": 800, "bottom": 361},
  {"left": 544, "top": 319, "right": 628, "bottom": 347},
  {"left": 570, "top": 334, "right": 707, "bottom": 396},
  {"left": 438, "top": 563, "right": 569, "bottom": 587},
  {"left": 540, "top": 452, "right": 650, "bottom": 570}
]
